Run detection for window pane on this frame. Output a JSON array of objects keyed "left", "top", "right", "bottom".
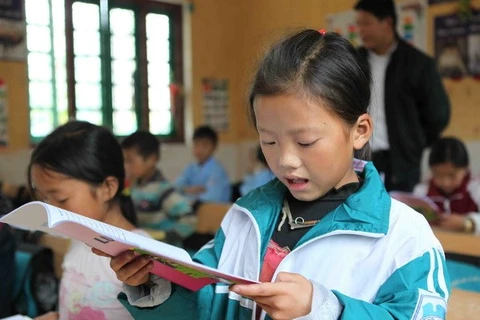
[
  {"left": 148, "top": 86, "right": 170, "bottom": 110},
  {"left": 75, "top": 57, "right": 101, "bottom": 82},
  {"left": 29, "top": 82, "right": 53, "bottom": 108},
  {"left": 28, "top": 53, "right": 52, "bottom": 81},
  {"left": 75, "top": 83, "right": 102, "bottom": 110},
  {"left": 27, "top": 25, "right": 51, "bottom": 53},
  {"left": 76, "top": 110, "right": 102, "bottom": 125},
  {"left": 147, "top": 62, "right": 170, "bottom": 86},
  {"left": 112, "top": 59, "right": 135, "bottom": 85},
  {"left": 74, "top": 31, "right": 100, "bottom": 56},
  {"left": 113, "top": 110, "right": 137, "bottom": 135},
  {"left": 112, "top": 85, "right": 134, "bottom": 110},
  {"left": 58, "top": 110, "right": 69, "bottom": 125},
  {"left": 149, "top": 110, "right": 172, "bottom": 135},
  {"left": 111, "top": 35, "right": 135, "bottom": 60},
  {"left": 30, "top": 109, "right": 54, "bottom": 137},
  {"left": 147, "top": 39, "right": 169, "bottom": 62},
  {"left": 72, "top": 2, "right": 99, "bottom": 31},
  {"left": 25, "top": 0, "right": 50, "bottom": 26},
  {"left": 56, "top": 81, "right": 68, "bottom": 112},
  {"left": 110, "top": 8, "right": 134, "bottom": 35},
  {"left": 146, "top": 13, "right": 169, "bottom": 40}
]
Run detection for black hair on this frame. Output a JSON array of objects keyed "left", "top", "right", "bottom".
[
  {"left": 354, "top": 0, "right": 397, "bottom": 29},
  {"left": 248, "top": 29, "right": 372, "bottom": 160},
  {"left": 193, "top": 125, "right": 218, "bottom": 146},
  {"left": 429, "top": 137, "right": 469, "bottom": 168},
  {"left": 121, "top": 131, "right": 160, "bottom": 159},
  {"left": 256, "top": 145, "right": 268, "bottom": 167},
  {"left": 28, "top": 121, "right": 137, "bottom": 226}
]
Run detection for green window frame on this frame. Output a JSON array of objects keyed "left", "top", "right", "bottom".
[{"left": 27, "top": 0, "right": 184, "bottom": 143}]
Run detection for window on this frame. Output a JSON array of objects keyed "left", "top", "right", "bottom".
[{"left": 26, "top": 0, "right": 184, "bottom": 142}]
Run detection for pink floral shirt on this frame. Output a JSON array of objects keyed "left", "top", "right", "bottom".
[{"left": 59, "top": 230, "right": 149, "bottom": 320}]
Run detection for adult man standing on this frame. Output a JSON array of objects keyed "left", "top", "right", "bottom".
[{"left": 354, "top": 0, "right": 450, "bottom": 191}]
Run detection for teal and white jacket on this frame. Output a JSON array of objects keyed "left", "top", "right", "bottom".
[{"left": 119, "top": 162, "right": 450, "bottom": 320}]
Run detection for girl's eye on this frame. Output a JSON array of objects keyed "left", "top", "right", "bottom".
[
  {"left": 261, "top": 141, "right": 275, "bottom": 146},
  {"left": 298, "top": 140, "right": 317, "bottom": 147},
  {"left": 57, "top": 199, "right": 68, "bottom": 204}
]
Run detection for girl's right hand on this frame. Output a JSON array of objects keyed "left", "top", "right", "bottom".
[{"left": 92, "top": 248, "right": 154, "bottom": 286}]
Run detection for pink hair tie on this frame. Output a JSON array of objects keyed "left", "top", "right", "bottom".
[{"left": 318, "top": 28, "right": 327, "bottom": 35}]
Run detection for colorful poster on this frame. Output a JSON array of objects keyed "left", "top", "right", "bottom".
[
  {"left": 467, "top": 11, "right": 480, "bottom": 77},
  {"left": 0, "top": 0, "right": 26, "bottom": 61},
  {"left": 326, "top": 0, "right": 427, "bottom": 52},
  {"left": 435, "top": 11, "right": 480, "bottom": 78},
  {"left": 201, "top": 78, "right": 229, "bottom": 132}
]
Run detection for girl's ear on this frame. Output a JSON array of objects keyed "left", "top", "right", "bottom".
[
  {"left": 100, "top": 176, "right": 119, "bottom": 202},
  {"left": 353, "top": 113, "right": 373, "bottom": 150}
]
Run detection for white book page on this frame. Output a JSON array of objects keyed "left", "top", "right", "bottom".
[{"left": 1, "top": 201, "right": 192, "bottom": 263}]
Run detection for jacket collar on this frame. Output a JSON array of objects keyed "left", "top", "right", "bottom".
[{"left": 236, "top": 161, "right": 391, "bottom": 249}]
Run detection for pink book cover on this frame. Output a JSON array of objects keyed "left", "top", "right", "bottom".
[
  {"left": 0, "top": 202, "right": 258, "bottom": 291},
  {"left": 389, "top": 191, "right": 441, "bottom": 222}
]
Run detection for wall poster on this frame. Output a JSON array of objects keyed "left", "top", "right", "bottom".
[
  {"left": 201, "top": 78, "right": 229, "bottom": 132},
  {"left": 0, "top": 0, "right": 26, "bottom": 61}
]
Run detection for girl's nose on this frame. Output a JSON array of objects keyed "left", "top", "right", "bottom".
[{"left": 277, "top": 147, "right": 301, "bottom": 169}]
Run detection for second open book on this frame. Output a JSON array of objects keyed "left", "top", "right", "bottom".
[{"left": 0, "top": 201, "right": 257, "bottom": 291}]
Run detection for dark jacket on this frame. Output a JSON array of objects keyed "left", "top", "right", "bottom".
[{"left": 360, "top": 39, "right": 450, "bottom": 186}]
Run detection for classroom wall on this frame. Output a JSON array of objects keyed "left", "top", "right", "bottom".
[{"left": 0, "top": 0, "right": 479, "bottom": 184}]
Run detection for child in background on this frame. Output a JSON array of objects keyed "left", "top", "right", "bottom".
[
  {"left": 122, "top": 131, "right": 195, "bottom": 244},
  {"left": 100, "top": 30, "right": 449, "bottom": 320},
  {"left": 175, "top": 125, "right": 231, "bottom": 203},
  {"left": 239, "top": 144, "right": 274, "bottom": 196},
  {"left": 414, "top": 137, "right": 480, "bottom": 234},
  {"left": 29, "top": 121, "right": 147, "bottom": 320}
]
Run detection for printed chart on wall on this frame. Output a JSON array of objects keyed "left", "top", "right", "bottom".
[
  {"left": 0, "top": 78, "right": 8, "bottom": 146},
  {"left": 326, "top": 0, "right": 427, "bottom": 52},
  {"left": 0, "top": 0, "right": 26, "bottom": 61},
  {"left": 202, "top": 78, "right": 229, "bottom": 132},
  {"left": 435, "top": 11, "right": 480, "bottom": 79}
]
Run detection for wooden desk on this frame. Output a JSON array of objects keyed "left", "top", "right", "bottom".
[
  {"left": 447, "top": 289, "right": 480, "bottom": 320},
  {"left": 433, "top": 228, "right": 480, "bottom": 257}
]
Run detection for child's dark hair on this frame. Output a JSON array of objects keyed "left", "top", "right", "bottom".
[
  {"left": 28, "top": 121, "right": 137, "bottom": 226},
  {"left": 248, "top": 29, "right": 372, "bottom": 160},
  {"left": 193, "top": 125, "right": 218, "bottom": 146},
  {"left": 354, "top": 0, "right": 397, "bottom": 29},
  {"left": 256, "top": 145, "right": 268, "bottom": 167},
  {"left": 121, "top": 131, "right": 160, "bottom": 159},
  {"left": 429, "top": 137, "right": 469, "bottom": 168}
]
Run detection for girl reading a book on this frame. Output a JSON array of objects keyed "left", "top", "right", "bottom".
[
  {"left": 99, "top": 30, "right": 449, "bottom": 320},
  {"left": 414, "top": 137, "right": 480, "bottom": 234},
  {"left": 28, "top": 121, "right": 147, "bottom": 320}
]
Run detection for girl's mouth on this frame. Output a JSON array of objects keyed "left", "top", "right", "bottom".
[{"left": 285, "top": 178, "right": 309, "bottom": 190}]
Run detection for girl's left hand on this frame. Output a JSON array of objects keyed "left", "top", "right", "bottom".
[
  {"left": 230, "top": 272, "right": 313, "bottom": 320},
  {"left": 437, "top": 213, "right": 464, "bottom": 232}
]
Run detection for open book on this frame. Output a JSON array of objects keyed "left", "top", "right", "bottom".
[
  {"left": 0, "top": 201, "right": 257, "bottom": 291},
  {"left": 389, "top": 191, "right": 441, "bottom": 222}
]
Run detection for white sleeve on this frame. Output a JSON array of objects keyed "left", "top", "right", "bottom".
[
  {"left": 122, "top": 275, "right": 172, "bottom": 307},
  {"left": 295, "top": 281, "right": 343, "bottom": 320}
]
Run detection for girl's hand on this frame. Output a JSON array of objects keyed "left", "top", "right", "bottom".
[
  {"left": 34, "top": 312, "right": 59, "bottom": 320},
  {"left": 230, "top": 272, "right": 313, "bottom": 320},
  {"left": 437, "top": 213, "right": 465, "bottom": 232},
  {"left": 92, "top": 248, "right": 153, "bottom": 286}
]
